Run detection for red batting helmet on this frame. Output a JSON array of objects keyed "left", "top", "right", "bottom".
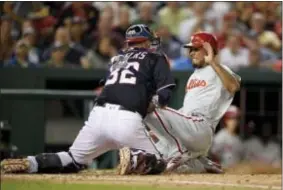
[{"left": 183, "top": 32, "right": 218, "bottom": 54}]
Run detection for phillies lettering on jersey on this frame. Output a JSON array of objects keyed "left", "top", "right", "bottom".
[
  {"left": 186, "top": 79, "right": 207, "bottom": 90},
  {"left": 183, "top": 65, "right": 240, "bottom": 129}
]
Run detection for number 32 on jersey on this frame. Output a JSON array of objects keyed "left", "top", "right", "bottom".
[{"left": 105, "top": 62, "right": 140, "bottom": 86}]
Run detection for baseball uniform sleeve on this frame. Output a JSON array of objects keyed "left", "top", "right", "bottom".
[
  {"left": 153, "top": 55, "right": 176, "bottom": 106},
  {"left": 98, "top": 59, "right": 114, "bottom": 86}
]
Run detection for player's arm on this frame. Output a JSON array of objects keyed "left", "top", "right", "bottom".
[
  {"left": 152, "top": 55, "right": 176, "bottom": 108},
  {"left": 97, "top": 55, "right": 118, "bottom": 87},
  {"left": 203, "top": 42, "right": 241, "bottom": 94}
]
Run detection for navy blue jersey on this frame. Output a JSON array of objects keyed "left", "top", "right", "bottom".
[{"left": 97, "top": 48, "right": 175, "bottom": 118}]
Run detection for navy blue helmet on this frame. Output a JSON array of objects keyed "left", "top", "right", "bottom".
[{"left": 125, "top": 24, "right": 160, "bottom": 46}]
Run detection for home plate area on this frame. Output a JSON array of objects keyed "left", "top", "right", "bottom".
[{"left": 2, "top": 168, "right": 282, "bottom": 190}]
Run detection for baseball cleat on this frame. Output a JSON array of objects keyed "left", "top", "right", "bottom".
[
  {"left": 198, "top": 156, "right": 224, "bottom": 174},
  {"left": 1, "top": 158, "right": 30, "bottom": 173},
  {"left": 117, "top": 147, "right": 132, "bottom": 175},
  {"left": 165, "top": 154, "right": 191, "bottom": 172}
]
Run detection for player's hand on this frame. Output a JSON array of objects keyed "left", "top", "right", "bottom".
[
  {"left": 203, "top": 42, "right": 215, "bottom": 64},
  {"left": 147, "top": 102, "right": 156, "bottom": 113}
]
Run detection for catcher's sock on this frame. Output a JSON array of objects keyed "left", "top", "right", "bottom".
[
  {"left": 57, "top": 152, "right": 73, "bottom": 167},
  {"left": 26, "top": 152, "right": 85, "bottom": 174},
  {"left": 27, "top": 156, "right": 38, "bottom": 173},
  {"left": 27, "top": 152, "right": 73, "bottom": 173},
  {"left": 27, "top": 152, "right": 72, "bottom": 173}
]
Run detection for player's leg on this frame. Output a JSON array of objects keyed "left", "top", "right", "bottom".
[
  {"left": 144, "top": 107, "right": 214, "bottom": 171},
  {"left": 145, "top": 107, "right": 213, "bottom": 157},
  {"left": 146, "top": 122, "right": 223, "bottom": 174},
  {"left": 1, "top": 106, "right": 116, "bottom": 174},
  {"left": 113, "top": 110, "right": 166, "bottom": 175}
]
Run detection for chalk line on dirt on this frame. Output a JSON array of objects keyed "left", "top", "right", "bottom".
[
  {"left": 92, "top": 176, "right": 281, "bottom": 190},
  {"left": 2, "top": 174, "right": 281, "bottom": 189}
]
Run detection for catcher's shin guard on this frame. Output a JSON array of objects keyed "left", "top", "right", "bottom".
[
  {"left": 1, "top": 158, "right": 30, "bottom": 173},
  {"left": 35, "top": 152, "right": 86, "bottom": 173},
  {"left": 117, "top": 147, "right": 166, "bottom": 175}
]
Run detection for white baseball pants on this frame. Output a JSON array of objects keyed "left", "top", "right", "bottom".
[
  {"left": 144, "top": 107, "right": 213, "bottom": 159},
  {"left": 69, "top": 103, "right": 158, "bottom": 165}
]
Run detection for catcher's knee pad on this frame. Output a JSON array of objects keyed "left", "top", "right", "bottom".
[
  {"left": 131, "top": 149, "right": 166, "bottom": 175},
  {"left": 35, "top": 152, "right": 86, "bottom": 173}
]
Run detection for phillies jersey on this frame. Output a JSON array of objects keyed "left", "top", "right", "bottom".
[{"left": 182, "top": 65, "right": 240, "bottom": 129}]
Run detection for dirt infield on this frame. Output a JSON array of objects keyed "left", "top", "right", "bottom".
[{"left": 2, "top": 168, "right": 282, "bottom": 190}]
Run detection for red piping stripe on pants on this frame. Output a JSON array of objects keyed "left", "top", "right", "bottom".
[
  {"left": 164, "top": 107, "right": 204, "bottom": 122},
  {"left": 153, "top": 110, "right": 184, "bottom": 154}
]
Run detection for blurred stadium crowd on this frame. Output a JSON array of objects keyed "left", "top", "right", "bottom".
[
  {"left": 0, "top": 2, "right": 282, "bottom": 72},
  {"left": 210, "top": 105, "right": 281, "bottom": 171}
]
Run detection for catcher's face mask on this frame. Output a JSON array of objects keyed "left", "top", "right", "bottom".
[{"left": 149, "top": 32, "right": 161, "bottom": 52}]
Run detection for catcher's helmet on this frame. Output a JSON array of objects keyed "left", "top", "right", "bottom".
[
  {"left": 125, "top": 24, "right": 159, "bottom": 44},
  {"left": 183, "top": 32, "right": 218, "bottom": 54}
]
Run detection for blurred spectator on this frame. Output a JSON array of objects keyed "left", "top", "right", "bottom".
[
  {"left": 158, "top": 2, "right": 188, "bottom": 37},
  {"left": 244, "top": 36, "right": 279, "bottom": 62},
  {"left": 21, "top": 27, "right": 40, "bottom": 65},
  {"left": 178, "top": 2, "right": 214, "bottom": 43},
  {"left": 156, "top": 25, "right": 182, "bottom": 59},
  {"left": 243, "top": 122, "right": 281, "bottom": 168},
  {"left": 219, "top": 32, "right": 249, "bottom": 71},
  {"left": 132, "top": 2, "right": 157, "bottom": 30},
  {"left": 57, "top": 2, "right": 100, "bottom": 33},
  {"left": 209, "top": 2, "right": 232, "bottom": 30},
  {"left": 0, "top": 2, "right": 281, "bottom": 72},
  {"left": 248, "top": 13, "right": 281, "bottom": 53},
  {"left": 43, "top": 2, "right": 65, "bottom": 17},
  {"left": 0, "top": 16, "right": 15, "bottom": 62},
  {"left": 113, "top": 7, "right": 131, "bottom": 39},
  {"left": 34, "top": 16, "right": 57, "bottom": 52},
  {"left": 3, "top": 2, "right": 35, "bottom": 24},
  {"left": 3, "top": 2, "right": 49, "bottom": 36},
  {"left": 216, "top": 12, "right": 247, "bottom": 49},
  {"left": 85, "top": 37, "right": 118, "bottom": 69},
  {"left": 43, "top": 42, "right": 73, "bottom": 68},
  {"left": 69, "top": 17, "right": 88, "bottom": 48},
  {"left": 4, "top": 40, "right": 36, "bottom": 68},
  {"left": 274, "top": 21, "right": 282, "bottom": 40},
  {"left": 26, "top": 3, "right": 50, "bottom": 20},
  {"left": 248, "top": 48, "right": 262, "bottom": 69},
  {"left": 234, "top": 2, "right": 254, "bottom": 29},
  {"left": 261, "top": 2, "right": 281, "bottom": 31},
  {"left": 84, "top": 10, "right": 124, "bottom": 51},
  {"left": 93, "top": 2, "right": 137, "bottom": 26},
  {"left": 210, "top": 105, "right": 244, "bottom": 169},
  {"left": 272, "top": 60, "right": 282, "bottom": 72},
  {"left": 43, "top": 27, "right": 86, "bottom": 65},
  {"left": 21, "top": 19, "right": 34, "bottom": 32}
]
